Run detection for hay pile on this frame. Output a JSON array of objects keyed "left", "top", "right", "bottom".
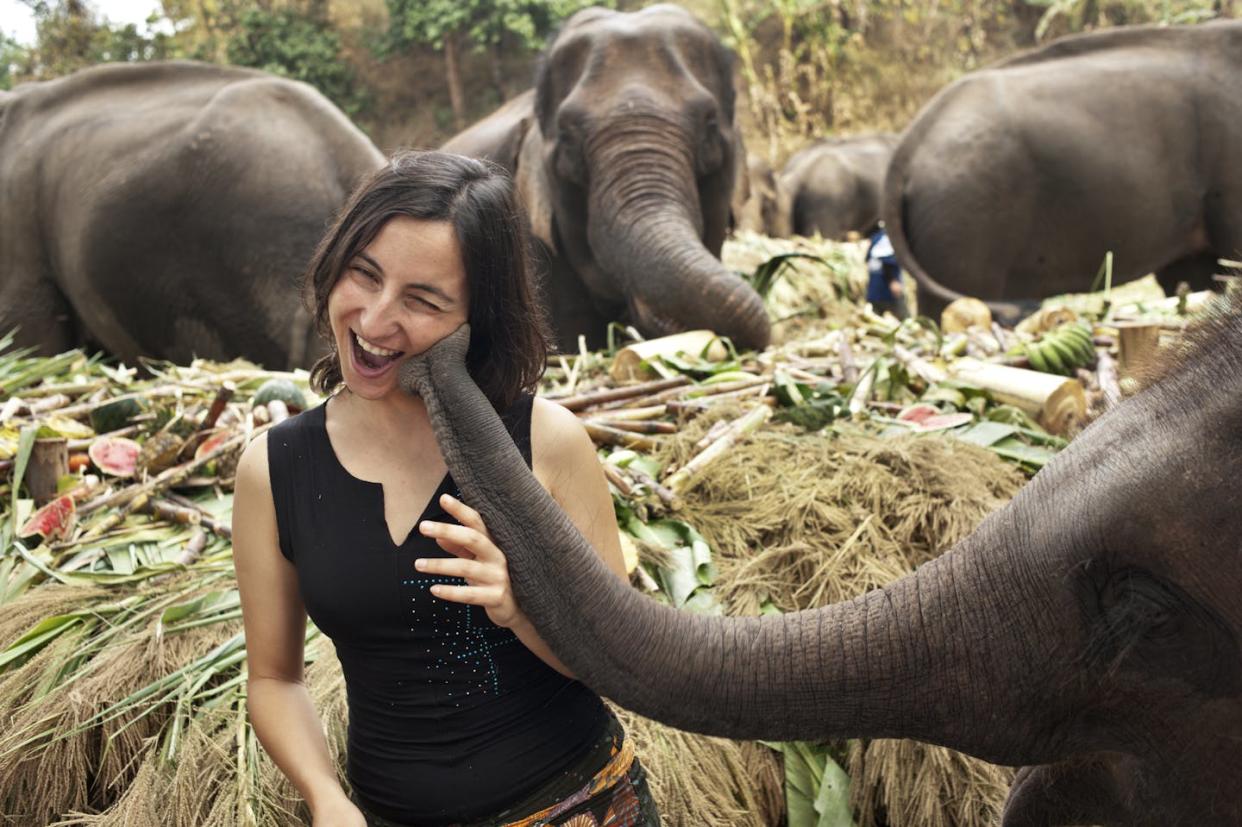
[{"left": 654, "top": 405, "right": 1025, "bottom": 827}]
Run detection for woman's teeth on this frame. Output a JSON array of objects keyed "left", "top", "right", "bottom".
[
  {"left": 351, "top": 330, "right": 402, "bottom": 373},
  {"left": 355, "top": 332, "right": 400, "bottom": 357}
]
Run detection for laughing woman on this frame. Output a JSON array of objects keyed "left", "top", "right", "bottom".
[{"left": 232, "top": 151, "right": 660, "bottom": 827}]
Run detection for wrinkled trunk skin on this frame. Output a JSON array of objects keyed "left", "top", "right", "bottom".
[
  {"left": 585, "top": 128, "right": 770, "bottom": 351},
  {"left": 401, "top": 328, "right": 1069, "bottom": 767}
]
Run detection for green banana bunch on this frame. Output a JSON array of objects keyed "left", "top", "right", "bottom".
[{"left": 1023, "top": 322, "right": 1096, "bottom": 376}]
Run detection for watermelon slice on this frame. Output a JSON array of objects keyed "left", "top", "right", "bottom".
[
  {"left": 88, "top": 436, "right": 141, "bottom": 478},
  {"left": 18, "top": 494, "right": 76, "bottom": 543},
  {"left": 194, "top": 430, "right": 233, "bottom": 460},
  {"left": 916, "top": 412, "right": 974, "bottom": 432},
  {"left": 897, "top": 403, "right": 940, "bottom": 426}
]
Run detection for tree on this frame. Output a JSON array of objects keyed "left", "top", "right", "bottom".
[
  {"left": 384, "top": 0, "right": 608, "bottom": 130},
  {"left": 225, "top": 1, "right": 362, "bottom": 115},
  {"left": 11, "top": 0, "right": 173, "bottom": 83}
]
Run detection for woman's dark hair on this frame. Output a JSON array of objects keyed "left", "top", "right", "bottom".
[{"left": 304, "top": 150, "right": 551, "bottom": 411}]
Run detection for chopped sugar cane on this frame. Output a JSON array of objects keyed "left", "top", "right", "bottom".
[
  {"left": 553, "top": 376, "right": 689, "bottom": 412},
  {"left": 665, "top": 404, "right": 771, "bottom": 495}
]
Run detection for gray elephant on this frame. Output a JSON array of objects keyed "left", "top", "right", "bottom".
[
  {"left": 780, "top": 133, "right": 897, "bottom": 239},
  {"left": 883, "top": 21, "right": 1242, "bottom": 324},
  {"left": 441, "top": 5, "right": 770, "bottom": 353},
  {"left": 0, "top": 61, "right": 384, "bottom": 367},
  {"left": 402, "top": 294, "right": 1242, "bottom": 827},
  {"left": 731, "top": 153, "right": 793, "bottom": 238}
]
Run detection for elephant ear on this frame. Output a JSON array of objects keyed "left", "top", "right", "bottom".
[
  {"left": 515, "top": 125, "right": 556, "bottom": 254},
  {"left": 726, "top": 112, "right": 751, "bottom": 231}
]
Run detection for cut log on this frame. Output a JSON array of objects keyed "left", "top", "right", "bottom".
[
  {"left": 948, "top": 358, "right": 1085, "bottom": 435},
  {"left": 610, "top": 330, "right": 729, "bottom": 382},
  {"left": 27, "top": 438, "right": 69, "bottom": 506}
]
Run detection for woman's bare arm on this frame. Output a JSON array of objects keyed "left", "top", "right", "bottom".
[
  {"left": 233, "top": 433, "right": 361, "bottom": 822},
  {"left": 520, "top": 398, "right": 629, "bottom": 674}
]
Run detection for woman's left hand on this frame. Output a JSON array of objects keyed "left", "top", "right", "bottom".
[{"left": 415, "top": 494, "right": 523, "bottom": 629}]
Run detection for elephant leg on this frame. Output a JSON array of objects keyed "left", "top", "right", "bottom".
[
  {"left": 538, "top": 251, "right": 618, "bottom": 353},
  {"left": 1155, "top": 251, "right": 1220, "bottom": 295},
  {"left": 0, "top": 270, "right": 80, "bottom": 355}
]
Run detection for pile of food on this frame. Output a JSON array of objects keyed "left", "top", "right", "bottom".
[{"left": 0, "top": 234, "right": 1210, "bottom": 827}]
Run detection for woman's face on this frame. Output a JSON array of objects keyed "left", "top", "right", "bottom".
[{"left": 327, "top": 217, "right": 469, "bottom": 401}]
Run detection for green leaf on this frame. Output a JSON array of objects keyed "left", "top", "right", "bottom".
[
  {"left": 644, "top": 519, "right": 716, "bottom": 608},
  {"left": 9, "top": 425, "right": 37, "bottom": 537},
  {"left": 765, "top": 741, "right": 857, "bottom": 827},
  {"left": 952, "top": 421, "right": 1018, "bottom": 447},
  {"left": 0, "top": 614, "right": 82, "bottom": 670}
]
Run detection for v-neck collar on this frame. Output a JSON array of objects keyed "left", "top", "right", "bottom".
[{"left": 313, "top": 403, "right": 452, "bottom": 548}]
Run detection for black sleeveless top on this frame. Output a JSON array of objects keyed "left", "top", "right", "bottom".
[{"left": 266, "top": 395, "right": 608, "bottom": 825}]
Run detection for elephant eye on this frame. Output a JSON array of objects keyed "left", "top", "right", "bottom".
[{"left": 555, "top": 140, "right": 587, "bottom": 186}]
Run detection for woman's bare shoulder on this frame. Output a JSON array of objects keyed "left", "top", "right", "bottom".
[{"left": 529, "top": 397, "right": 595, "bottom": 478}]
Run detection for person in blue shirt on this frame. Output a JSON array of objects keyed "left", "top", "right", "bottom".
[{"left": 866, "top": 225, "right": 908, "bottom": 319}]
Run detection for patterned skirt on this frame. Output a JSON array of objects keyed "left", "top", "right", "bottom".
[{"left": 352, "top": 715, "right": 660, "bottom": 827}]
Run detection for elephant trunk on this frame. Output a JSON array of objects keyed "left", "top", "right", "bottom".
[
  {"left": 585, "top": 123, "right": 771, "bottom": 350},
  {"left": 402, "top": 330, "right": 1067, "bottom": 766}
]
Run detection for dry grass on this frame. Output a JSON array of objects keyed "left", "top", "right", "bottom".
[{"left": 654, "top": 408, "right": 1026, "bottom": 827}]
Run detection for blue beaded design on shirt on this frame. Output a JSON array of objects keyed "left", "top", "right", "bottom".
[{"left": 402, "top": 576, "right": 518, "bottom": 703}]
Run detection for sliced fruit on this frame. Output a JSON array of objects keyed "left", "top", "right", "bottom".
[
  {"left": 916, "top": 412, "right": 973, "bottom": 432},
  {"left": 18, "top": 494, "right": 76, "bottom": 543},
  {"left": 194, "top": 430, "right": 234, "bottom": 461},
  {"left": 897, "top": 403, "right": 941, "bottom": 425},
  {"left": 252, "top": 379, "right": 307, "bottom": 412},
  {"left": 139, "top": 431, "right": 185, "bottom": 474},
  {"left": 89, "top": 397, "right": 143, "bottom": 433},
  {"left": 88, "top": 436, "right": 141, "bottom": 478}
]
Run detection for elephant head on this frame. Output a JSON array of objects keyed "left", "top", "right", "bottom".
[
  {"left": 402, "top": 296, "right": 1242, "bottom": 827},
  {"left": 442, "top": 5, "right": 770, "bottom": 352}
]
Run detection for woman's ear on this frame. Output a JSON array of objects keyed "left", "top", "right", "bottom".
[{"left": 515, "top": 127, "right": 556, "bottom": 254}]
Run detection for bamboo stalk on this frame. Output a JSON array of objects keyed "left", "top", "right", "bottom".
[
  {"left": 48, "top": 385, "right": 183, "bottom": 421},
  {"left": 551, "top": 376, "right": 690, "bottom": 412},
  {"left": 581, "top": 421, "right": 661, "bottom": 451},
  {"left": 892, "top": 345, "right": 948, "bottom": 385},
  {"left": 847, "top": 360, "right": 877, "bottom": 415},
  {"left": 26, "top": 438, "right": 68, "bottom": 506},
  {"left": 573, "top": 404, "right": 667, "bottom": 421},
  {"left": 839, "top": 335, "right": 859, "bottom": 385},
  {"left": 627, "top": 465, "right": 680, "bottom": 510},
  {"left": 586, "top": 418, "right": 677, "bottom": 435},
  {"left": 949, "top": 358, "right": 1086, "bottom": 435},
  {"left": 665, "top": 404, "right": 772, "bottom": 494},
  {"left": 601, "top": 462, "right": 634, "bottom": 497}
]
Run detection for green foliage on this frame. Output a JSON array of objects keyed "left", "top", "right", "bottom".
[
  {"left": 224, "top": 3, "right": 362, "bottom": 115},
  {"left": 0, "top": 33, "right": 29, "bottom": 90},
  {"left": 384, "top": 0, "right": 608, "bottom": 53},
  {"left": 13, "top": 0, "right": 174, "bottom": 83}
]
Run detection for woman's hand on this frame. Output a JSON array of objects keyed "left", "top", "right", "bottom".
[
  {"left": 416, "top": 494, "right": 523, "bottom": 630},
  {"left": 311, "top": 793, "right": 367, "bottom": 827}
]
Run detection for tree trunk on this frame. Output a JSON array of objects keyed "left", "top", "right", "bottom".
[{"left": 444, "top": 31, "right": 466, "bottom": 131}]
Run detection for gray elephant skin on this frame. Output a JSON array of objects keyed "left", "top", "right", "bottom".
[
  {"left": 731, "top": 153, "right": 793, "bottom": 238},
  {"left": 883, "top": 21, "right": 1242, "bottom": 323},
  {"left": 403, "top": 292, "right": 1242, "bottom": 827},
  {"left": 780, "top": 133, "right": 897, "bottom": 239},
  {"left": 441, "top": 5, "right": 770, "bottom": 353},
  {"left": 0, "top": 61, "right": 384, "bottom": 367}
]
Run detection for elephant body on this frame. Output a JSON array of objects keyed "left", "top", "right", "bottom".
[
  {"left": 780, "top": 134, "right": 897, "bottom": 239},
  {"left": 0, "top": 61, "right": 384, "bottom": 367},
  {"left": 403, "top": 288, "right": 1242, "bottom": 827},
  {"left": 883, "top": 22, "right": 1242, "bottom": 323},
  {"left": 442, "top": 5, "right": 770, "bottom": 353}
]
